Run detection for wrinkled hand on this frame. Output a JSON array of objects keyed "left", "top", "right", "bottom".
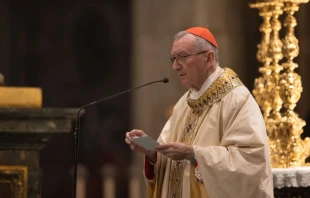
[
  {"left": 125, "top": 129, "right": 156, "bottom": 162},
  {"left": 155, "top": 142, "right": 193, "bottom": 161}
]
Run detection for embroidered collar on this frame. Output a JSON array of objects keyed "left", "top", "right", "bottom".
[{"left": 187, "top": 68, "right": 243, "bottom": 110}]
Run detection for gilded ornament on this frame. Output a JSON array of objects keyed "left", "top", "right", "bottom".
[{"left": 250, "top": 0, "right": 310, "bottom": 168}]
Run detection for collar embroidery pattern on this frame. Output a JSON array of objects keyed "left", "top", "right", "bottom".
[{"left": 187, "top": 68, "right": 243, "bottom": 111}]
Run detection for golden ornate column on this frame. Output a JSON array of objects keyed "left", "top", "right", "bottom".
[
  {"left": 264, "top": 1, "right": 286, "bottom": 168},
  {"left": 278, "top": 0, "right": 310, "bottom": 167},
  {"left": 250, "top": 0, "right": 310, "bottom": 168},
  {"left": 250, "top": 2, "right": 273, "bottom": 119}
]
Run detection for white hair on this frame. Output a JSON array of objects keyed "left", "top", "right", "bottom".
[{"left": 174, "top": 31, "right": 219, "bottom": 63}]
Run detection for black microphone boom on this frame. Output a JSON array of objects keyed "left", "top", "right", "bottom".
[
  {"left": 77, "top": 78, "right": 169, "bottom": 114},
  {"left": 72, "top": 78, "right": 169, "bottom": 198}
]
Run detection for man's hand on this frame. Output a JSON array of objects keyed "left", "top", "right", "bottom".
[
  {"left": 155, "top": 142, "right": 194, "bottom": 161},
  {"left": 125, "top": 129, "right": 157, "bottom": 162}
]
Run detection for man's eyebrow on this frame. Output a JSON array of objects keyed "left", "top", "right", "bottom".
[{"left": 171, "top": 50, "right": 188, "bottom": 56}]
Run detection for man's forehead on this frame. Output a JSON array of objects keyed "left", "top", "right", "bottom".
[{"left": 171, "top": 34, "right": 196, "bottom": 54}]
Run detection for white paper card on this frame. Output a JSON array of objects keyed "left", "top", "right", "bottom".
[{"left": 131, "top": 136, "right": 159, "bottom": 151}]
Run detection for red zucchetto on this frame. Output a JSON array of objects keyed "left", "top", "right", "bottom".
[{"left": 185, "top": 27, "right": 218, "bottom": 49}]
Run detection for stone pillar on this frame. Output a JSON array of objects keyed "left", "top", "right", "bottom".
[
  {"left": 101, "top": 164, "right": 116, "bottom": 198},
  {"left": 77, "top": 164, "right": 88, "bottom": 198},
  {"left": 128, "top": 165, "right": 141, "bottom": 198},
  {"left": 192, "top": 0, "right": 247, "bottom": 79},
  {"left": 131, "top": 2, "right": 191, "bottom": 197}
]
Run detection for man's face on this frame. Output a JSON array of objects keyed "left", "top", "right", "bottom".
[{"left": 170, "top": 34, "right": 209, "bottom": 91}]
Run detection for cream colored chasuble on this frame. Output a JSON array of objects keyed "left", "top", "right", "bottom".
[{"left": 146, "top": 67, "right": 274, "bottom": 198}]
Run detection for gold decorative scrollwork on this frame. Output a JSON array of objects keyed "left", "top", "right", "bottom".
[
  {"left": 250, "top": 0, "right": 310, "bottom": 168},
  {"left": 250, "top": 1, "right": 273, "bottom": 119}
]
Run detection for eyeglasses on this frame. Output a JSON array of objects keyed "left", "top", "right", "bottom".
[{"left": 169, "top": 50, "right": 209, "bottom": 64}]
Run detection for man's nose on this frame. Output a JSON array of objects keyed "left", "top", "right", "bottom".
[{"left": 172, "top": 60, "right": 182, "bottom": 70}]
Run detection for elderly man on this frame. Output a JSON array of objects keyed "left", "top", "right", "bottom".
[{"left": 125, "top": 27, "right": 274, "bottom": 198}]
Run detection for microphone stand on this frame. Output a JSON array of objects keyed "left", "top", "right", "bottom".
[{"left": 73, "top": 78, "right": 169, "bottom": 198}]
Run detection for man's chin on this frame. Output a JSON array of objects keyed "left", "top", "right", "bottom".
[{"left": 179, "top": 80, "right": 189, "bottom": 88}]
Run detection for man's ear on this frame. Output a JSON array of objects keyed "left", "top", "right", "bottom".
[{"left": 206, "top": 51, "right": 215, "bottom": 64}]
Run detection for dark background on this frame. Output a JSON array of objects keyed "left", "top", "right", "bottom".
[
  {"left": 0, "top": 0, "right": 310, "bottom": 197},
  {"left": 1, "top": 0, "right": 131, "bottom": 197}
]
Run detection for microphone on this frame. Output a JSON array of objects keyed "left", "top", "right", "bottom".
[{"left": 72, "top": 78, "right": 169, "bottom": 198}]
